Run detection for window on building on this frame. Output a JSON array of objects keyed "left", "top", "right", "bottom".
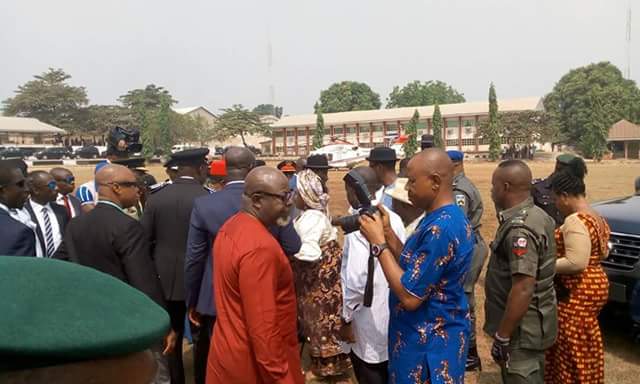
[
  {"left": 446, "top": 139, "right": 459, "bottom": 147},
  {"left": 447, "top": 118, "right": 459, "bottom": 128},
  {"left": 461, "top": 138, "right": 476, "bottom": 146}
]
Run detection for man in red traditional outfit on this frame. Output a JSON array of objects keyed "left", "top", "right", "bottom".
[{"left": 207, "top": 166, "right": 304, "bottom": 384}]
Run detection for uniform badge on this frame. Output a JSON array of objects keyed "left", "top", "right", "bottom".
[
  {"left": 455, "top": 194, "right": 466, "bottom": 207},
  {"left": 512, "top": 237, "right": 528, "bottom": 257}
]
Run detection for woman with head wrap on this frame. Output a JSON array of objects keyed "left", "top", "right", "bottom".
[{"left": 291, "top": 169, "right": 351, "bottom": 383}]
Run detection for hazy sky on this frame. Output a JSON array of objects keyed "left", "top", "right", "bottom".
[{"left": 1, "top": 0, "right": 638, "bottom": 115}]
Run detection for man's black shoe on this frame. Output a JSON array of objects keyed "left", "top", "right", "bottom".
[{"left": 466, "top": 346, "right": 482, "bottom": 372}]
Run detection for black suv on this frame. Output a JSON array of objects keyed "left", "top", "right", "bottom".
[
  {"left": 593, "top": 194, "right": 640, "bottom": 324},
  {"left": 0, "top": 147, "right": 29, "bottom": 159},
  {"left": 74, "top": 146, "right": 101, "bottom": 159},
  {"left": 34, "top": 147, "right": 73, "bottom": 160}
]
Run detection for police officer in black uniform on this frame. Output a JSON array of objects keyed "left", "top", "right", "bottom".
[
  {"left": 485, "top": 160, "right": 557, "bottom": 383},
  {"left": 531, "top": 153, "right": 577, "bottom": 226},
  {"left": 447, "top": 150, "right": 488, "bottom": 371},
  {"left": 420, "top": 134, "right": 435, "bottom": 150},
  {"left": 141, "top": 148, "right": 210, "bottom": 384}
]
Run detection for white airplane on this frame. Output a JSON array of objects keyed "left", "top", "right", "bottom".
[{"left": 310, "top": 141, "right": 371, "bottom": 169}]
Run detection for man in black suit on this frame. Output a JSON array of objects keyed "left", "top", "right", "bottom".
[
  {"left": 25, "top": 171, "right": 69, "bottom": 258},
  {"left": 50, "top": 167, "right": 82, "bottom": 219},
  {"left": 0, "top": 161, "right": 35, "bottom": 256},
  {"left": 184, "top": 147, "right": 301, "bottom": 384},
  {"left": 142, "top": 148, "right": 210, "bottom": 384},
  {"left": 55, "top": 164, "right": 176, "bottom": 383}
]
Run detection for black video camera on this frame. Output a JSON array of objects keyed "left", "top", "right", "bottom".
[
  {"left": 107, "top": 126, "right": 143, "bottom": 158},
  {"left": 335, "top": 170, "right": 379, "bottom": 234}
]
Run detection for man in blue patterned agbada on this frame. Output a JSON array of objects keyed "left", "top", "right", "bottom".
[{"left": 359, "top": 149, "right": 474, "bottom": 384}]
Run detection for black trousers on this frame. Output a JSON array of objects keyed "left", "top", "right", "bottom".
[
  {"left": 191, "top": 314, "right": 215, "bottom": 384},
  {"left": 349, "top": 351, "right": 388, "bottom": 384},
  {"left": 167, "top": 301, "right": 187, "bottom": 384}
]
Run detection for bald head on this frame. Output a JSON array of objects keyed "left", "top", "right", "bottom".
[
  {"left": 409, "top": 148, "right": 454, "bottom": 186},
  {"left": 224, "top": 146, "right": 255, "bottom": 181},
  {"left": 496, "top": 160, "right": 532, "bottom": 192},
  {"left": 491, "top": 160, "right": 532, "bottom": 210},
  {"left": 243, "top": 166, "right": 292, "bottom": 227},
  {"left": 405, "top": 148, "right": 455, "bottom": 211},
  {"left": 95, "top": 164, "right": 134, "bottom": 187},
  {"left": 244, "top": 166, "right": 288, "bottom": 196}
]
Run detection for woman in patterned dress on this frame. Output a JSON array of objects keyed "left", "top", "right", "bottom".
[
  {"left": 291, "top": 169, "right": 351, "bottom": 382},
  {"left": 545, "top": 157, "right": 610, "bottom": 384}
]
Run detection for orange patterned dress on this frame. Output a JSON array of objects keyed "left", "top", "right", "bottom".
[{"left": 545, "top": 213, "right": 610, "bottom": 384}]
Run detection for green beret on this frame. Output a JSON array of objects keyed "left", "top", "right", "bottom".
[
  {"left": 556, "top": 153, "right": 577, "bottom": 165},
  {"left": 0, "top": 257, "right": 169, "bottom": 371}
]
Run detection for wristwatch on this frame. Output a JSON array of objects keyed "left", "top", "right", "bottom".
[{"left": 371, "top": 243, "right": 389, "bottom": 258}]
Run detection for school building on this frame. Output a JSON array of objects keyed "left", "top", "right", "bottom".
[{"left": 265, "top": 97, "right": 543, "bottom": 156}]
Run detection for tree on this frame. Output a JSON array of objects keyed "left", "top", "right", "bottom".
[
  {"left": 214, "top": 104, "right": 271, "bottom": 147},
  {"left": 118, "top": 84, "right": 176, "bottom": 110},
  {"left": 478, "top": 110, "right": 560, "bottom": 147},
  {"left": 74, "top": 105, "right": 136, "bottom": 135},
  {"left": 253, "top": 104, "right": 283, "bottom": 118},
  {"left": 313, "top": 108, "right": 325, "bottom": 149},
  {"left": 432, "top": 104, "right": 445, "bottom": 149},
  {"left": 544, "top": 61, "right": 640, "bottom": 158},
  {"left": 315, "top": 81, "right": 381, "bottom": 113},
  {"left": 386, "top": 80, "right": 465, "bottom": 108},
  {"left": 403, "top": 110, "right": 420, "bottom": 157},
  {"left": 189, "top": 115, "right": 217, "bottom": 146},
  {"left": 487, "top": 83, "right": 501, "bottom": 161},
  {"left": 155, "top": 97, "right": 172, "bottom": 156},
  {"left": 2, "top": 68, "right": 88, "bottom": 132}
]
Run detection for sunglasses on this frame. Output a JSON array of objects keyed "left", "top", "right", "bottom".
[
  {"left": 59, "top": 176, "right": 75, "bottom": 184},
  {"left": 47, "top": 181, "right": 58, "bottom": 191},
  {"left": 254, "top": 190, "right": 294, "bottom": 203},
  {"left": 98, "top": 181, "right": 140, "bottom": 189}
]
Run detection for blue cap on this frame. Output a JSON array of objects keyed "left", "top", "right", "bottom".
[{"left": 447, "top": 150, "right": 464, "bottom": 162}]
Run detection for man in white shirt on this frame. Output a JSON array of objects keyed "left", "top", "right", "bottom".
[
  {"left": 339, "top": 166, "right": 406, "bottom": 384},
  {"left": 24, "top": 171, "right": 69, "bottom": 257}
]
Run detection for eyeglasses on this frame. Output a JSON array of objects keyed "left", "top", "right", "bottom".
[
  {"left": 47, "top": 181, "right": 58, "bottom": 191},
  {"left": 253, "top": 190, "right": 294, "bottom": 203},
  {"left": 60, "top": 176, "right": 75, "bottom": 184}
]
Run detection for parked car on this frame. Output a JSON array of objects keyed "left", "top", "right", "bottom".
[
  {"left": 0, "top": 147, "right": 30, "bottom": 159},
  {"left": 74, "top": 146, "right": 101, "bottom": 159},
  {"left": 593, "top": 193, "right": 640, "bottom": 328},
  {"left": 34, "top": 147, "right": 73, "bottom": 160}
]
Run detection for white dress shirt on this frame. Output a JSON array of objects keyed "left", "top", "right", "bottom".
[
  {"left": 56, "top": 193, "right": 77, "bottom": 218},
  {"left": 293, "top": 209, "right": 337, "bottom": 262},
  {"left": 341, "top": 199, "right": 406, "bottom": 364},
  {"left": 29, "top": 200, "right": 62, "bottom": 256}
]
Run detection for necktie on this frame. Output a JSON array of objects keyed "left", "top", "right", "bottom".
[
  {"left": 42, "top": 207, "right": 55, "bottom": 257},
  {"left": 63, "top": 195, "right": 72, "bottom": 218}
]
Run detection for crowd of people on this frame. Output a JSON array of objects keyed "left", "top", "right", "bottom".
[{"left": 0, "top": 134, "right": 618, "bottom": 384}]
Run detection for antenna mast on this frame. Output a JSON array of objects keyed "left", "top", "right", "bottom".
[{"left": 625, "top": 1, "right": 632, "bottom": 79}]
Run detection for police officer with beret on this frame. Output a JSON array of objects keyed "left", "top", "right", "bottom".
[
  {"left": 141, "top": 148, "right": 210, "bottom": 384},
  {"left": 485, "top": 160, "right": 557, "bottom": 383},
  {"left": 447, "top": 150, "right": 488, "bottom": 371},
  {"left": 531, "top": 153, "right": 577, "bottom": 226}
]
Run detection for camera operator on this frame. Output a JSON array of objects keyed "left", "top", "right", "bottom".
[{"left": 338, "top": 166, "right": 405, "bottom": 384}]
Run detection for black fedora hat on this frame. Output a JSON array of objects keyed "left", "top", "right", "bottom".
[
  {"left": 305, "top": 154, "right": 330, "bottom": 169},
  {"left": 366, "top": 147, "right": 398, "bottom": 162}
]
